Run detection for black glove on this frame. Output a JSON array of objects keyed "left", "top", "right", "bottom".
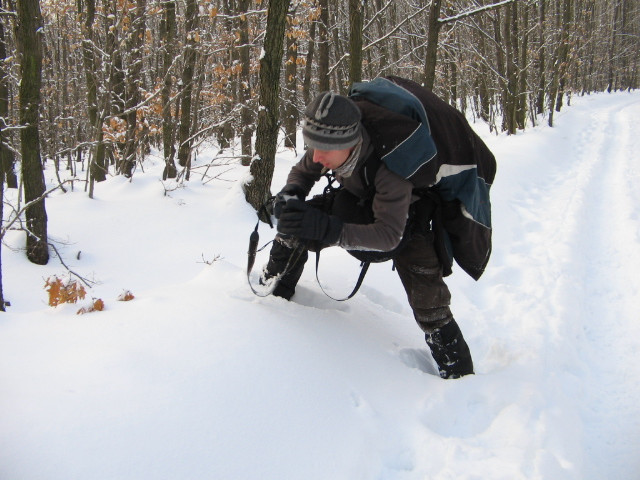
[
  {"left": 273, "top": 184, "right": 306, "bottom": 219},
  {"left": 277, "top": 199, "right": 343, "bottom": 245}
]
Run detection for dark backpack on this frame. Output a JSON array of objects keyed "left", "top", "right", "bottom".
[{"left": 348, "top": 76, "right": 497, "bottom": 280}]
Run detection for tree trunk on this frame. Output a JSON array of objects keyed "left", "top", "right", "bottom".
[
  {"left": 238, "top": 0, "right": 253, "bottom": 164},
  {"left": 119, "top": 0, "right": 146, "bottom": 177},
  {"left": 474, "top": 7, "right": 491, "bottom": 124},
  {"left": 372, "top": 0, "right": 388, "bottom": 73},
  {"left": 284, "top": 10, "right": 298, "bottom": 149},
  {"left": 548, "top": 0, "right": 572, "bottom": 126},
  {"left": 0, "top": 8, "right": 6, "bottom": 310},
  {"left": 177, "top": 0, "right": 198, "bottom": 174},
  {"left": 423, "top": 0, "right": 443, "bottom": 91},
  {"left": 516, "top": 3, "right": 529, "bottom": 129},
  {"left": 245, "top": 0, "right": 291, "bottom": 214},
  {"left": 607, "top": 0, "right": 623, "bottom": 92},
  {"left": 108, "top": 0, "right": 125, "bottom": 170},
  {"left": 302, "top": 16, "right": 316, "bottom": 105},
  {"left": 535, "top": 0, "right": 546, "bottom": 115},
  {"left": 216, "top": 0, "right": 235, "bottom": 150},
  {"left": 238, "top": 0, "right": 254, "bottom": 167},
  {"left": 330, "top": 8, "right": 346, "bottom": 92},
  {"left": 0, "top": 16, "right": 16, "bottom": 189},
  {"left": 504, "top": 1, "right": 519, "bottom": 134},
  {"left": 161, "top": 0, "right": 177, "bottom": 179},
  {"left": 492, "top": 10, "right": 507, "bottom": 130},
  {"left": 348, "top": 0, "right": 364, "bottom": 85},
  {"left": 16, "top": 0, "right": 49, "bottom": 265},
  {"left": 0, "top": 155, "right": 4, "bottom": 311},
  {"left": 318, "top": 0, "right": 330, "bottom": 91},
  {"left": 79, "top": 0, "right": 107, "bottom": 188}
]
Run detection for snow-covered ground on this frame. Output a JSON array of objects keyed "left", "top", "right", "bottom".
[{"left": 1, "top": 91, "right": 639, "bottom": 480}]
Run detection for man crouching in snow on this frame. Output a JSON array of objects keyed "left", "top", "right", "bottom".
[{"left": 261, "top": 77, "right": 496, "bottom": 379}]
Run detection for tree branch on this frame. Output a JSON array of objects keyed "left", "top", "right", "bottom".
[
  {"left": 439, "top": 0, "right": 520, "bottom": 25},
  {"left": 1, "top": 181, "right": 72, "bottom": 239},
  {"left": 48, "top": 242, "right": 97, "bottom": 288}
]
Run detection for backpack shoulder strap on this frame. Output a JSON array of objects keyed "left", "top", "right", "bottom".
[{"left": 359, "top": 150, "right": 381, "bottom": 200}]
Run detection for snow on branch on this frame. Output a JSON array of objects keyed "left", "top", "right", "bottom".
[
  {"left": 364, "top": 3, "right": 431, "bottom": 52},
  {"left": 439, "top": 0, "right": 519, "bottom": 25}
]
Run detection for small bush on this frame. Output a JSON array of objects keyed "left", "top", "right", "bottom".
[
  {"left": 45, "top": 276, "right": 86, "bottom": 307},
  {"left": 117, "top": 290, "right": 135, "bottom": 302},
  {"left": 77, "top": 298, "right": 105, "bottom": 315}
]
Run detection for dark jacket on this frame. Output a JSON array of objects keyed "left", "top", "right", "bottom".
[
  {"left": 287, "top": 128, "right": 415, "bottom": 253},
  {"left": 288, "top": 76, "right": 496, "bottom": 280}
]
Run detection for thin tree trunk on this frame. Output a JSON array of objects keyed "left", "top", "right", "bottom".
[
  {"left": 607, "top": 0, "right": 623, "bottom": 92},
  {"left": 245, "top": 0, "right": 291, "bottom": 213},
  {"left": 0, "top": 4, "right": 7, "bottom": 310},
  {"left": 536, "top": 0, "right": 546, "bottom": 115},
  {"left": 302, "top": 16, "right": 316, "bottom": 105},
  {"left": 161, "top": 0, "right": 177, "bottom": 179},
  {"left": 331, "top": 8, "right": 346, "bottom": 92},
  {"left": 349, "top": 0, "right": 364, "bottom": 85},
  {"left": 475, "top": 7, "right": 491, "bottom": 124},
  {"left": 504, "top": 1, "right": 518, "bottom": 134},
  {"left": 0, "top": 16, "right": 16, "bottom": 189},
  {"left": 492, "top": 10, "right": 507, "bottom": 130},
  {"left": 318, "top": 0, "right": 330, "bottom": 91},
  {"left": 423, "top": 0, "right": 443, "bottom": 91},
  {"left": 284, "top": 13, "right": 298, "bottom": 149},
  {"left": 238, "top": 0, "right": 253, "bottom": 164},
  {"left": 516, "top": 3, "right": 529, "bottom": 129},
  {"left": 548, "top": 0, "right": 572, "bottom": 126},
  {"left": 0, "top": 154, "right": 4, "bottom": 311},
  {"left": 79, "top": 0, "right": 107, "bottom": 189},
  {"left": 177, "top": 0, "right": 198, "bottom": 175},
  {"left": 119, "top": 0, "right": 146, "bottom": 177},
  {"left": 16, "top": 0, "right": 49, "bottom": 265}
]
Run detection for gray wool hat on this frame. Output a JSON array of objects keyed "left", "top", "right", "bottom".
[{"left": 302, "top": 92, "right": 362, "bottom": 151}]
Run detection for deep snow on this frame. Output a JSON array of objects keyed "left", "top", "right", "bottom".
[{"left": 1, "top": 91, "right": 639, "bottom": 480}]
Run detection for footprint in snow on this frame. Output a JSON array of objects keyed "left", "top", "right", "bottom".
[{"left": 398, "top": 348, "right": 439, "bottom": 376}]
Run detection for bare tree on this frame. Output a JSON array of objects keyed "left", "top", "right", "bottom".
[
  {"left": 245, "top": 0, "right": 291, "bottom": 213},
  {"left": 15, "top": 0, "right": 48, "bottom": 265},
  {"left": 348, "top": 0, "right": 364, "bottom": 84},
  {"left": 161, "top": 0, "right": 178, "bottom": 179},
  {"left": 176, "top": 0, "right": 199, "bottom": 179},
  {"left": 238, "top": 0, "right": 254, "bottom": 164},
  {"left": 318, "top": 0, "right": 330, "bottom": 91},
  {"left": 119, "top": 0, "right": 147, "bottom": 178},
  {"left": 548, "top": 0, "right": 573, "bottom": 126},
  {"left": 0, "top": 14, "right": 5, "bottom": 309},
  {"left": 0, "top": 10, "right": 16, "bottom": 189}
]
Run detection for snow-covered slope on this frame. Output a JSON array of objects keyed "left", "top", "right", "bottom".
[{"left": 1, "top": 91, "right": 639, "bottom": 479}]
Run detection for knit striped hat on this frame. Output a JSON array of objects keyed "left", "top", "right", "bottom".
[{"left": 302, "top": 92, "right": 362, "bottom": 151}]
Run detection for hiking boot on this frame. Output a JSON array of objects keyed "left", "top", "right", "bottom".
[
  {"left": 260, "top": 236, "right": 308, "bottom": 300},
  {"left": 259, "top": 268, "right": 296, "bottom": 300},
  {"left": 426, "top": 319, "right": 474, "bottom": 379}
]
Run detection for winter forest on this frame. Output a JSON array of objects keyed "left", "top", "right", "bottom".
[{"left": 0, "top": 0, "right": 638, "bottom": 309}]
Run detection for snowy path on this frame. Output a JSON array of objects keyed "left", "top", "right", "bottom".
[
  {"left": 556, "top": 96, "right": 640, "bottom": 478},
  {"left": 477, "top": 93, "right": 640, "bottom": 479}
]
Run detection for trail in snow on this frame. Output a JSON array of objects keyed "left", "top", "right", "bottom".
[
  {"left": 560, "top": 96, "right": 640, "bottom": 479},
  {"left": 480, "top": 93, "right": 640, "bottom": 479}
]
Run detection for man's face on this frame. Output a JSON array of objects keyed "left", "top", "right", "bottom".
[{"left": 312, "top": 147, "right": 351, "bottom": 171}]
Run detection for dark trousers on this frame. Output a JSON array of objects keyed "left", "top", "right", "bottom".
[{"left": 393, "top": 231, "right": 453, "bottom": 332}]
